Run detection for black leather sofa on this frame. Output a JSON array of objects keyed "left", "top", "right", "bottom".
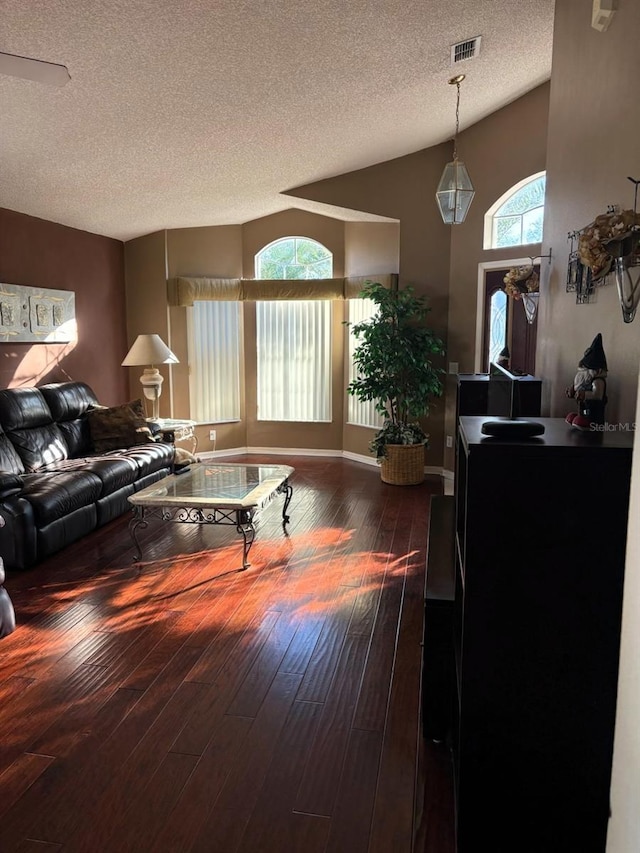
[{"left": 0, "top": 381, "right": 174, "bottom": 571}]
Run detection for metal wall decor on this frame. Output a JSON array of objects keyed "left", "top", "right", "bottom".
[
  {"left": 0, "top": 283, "right": 76, "bottom": 343},
  {"left": 566, "top": 231, "right": 599, "bottom": 304},
  {"left": 567, "top": 179, "right": 640, "bottom": 321}
]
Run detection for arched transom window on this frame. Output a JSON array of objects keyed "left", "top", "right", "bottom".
[
  {"left": 484, "top": 172, "right": 546, "bottom": 249},
  {"left": 256, "top": 237, "right": 332, "bottom": 279}
]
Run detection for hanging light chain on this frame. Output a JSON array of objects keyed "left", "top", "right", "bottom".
[
  {"left": 453, "top": 81, "right": 460, "bottom": 160},
  {"left": 449, "top": 74, "right": 465, "bottom": 162}
]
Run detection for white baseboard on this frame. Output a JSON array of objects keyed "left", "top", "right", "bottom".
[
  {"left": 198, "top": 446, "right": 342, "bottom": 460},
  {"left": 247, "top": 446, "right": 341, "bottom": 457},
  {"left": 196, "top": 447, "right": 449, "bottom": 484},
  {"left": 342, "top": 450, "right": 379, "bottom": 468},
  {"left": 196, "top": 448, "right": 247, "bottom": 460}
]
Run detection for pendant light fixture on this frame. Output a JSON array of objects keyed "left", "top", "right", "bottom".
[{"left": 435, "top": 74, "right": 475, "bottom": 225}]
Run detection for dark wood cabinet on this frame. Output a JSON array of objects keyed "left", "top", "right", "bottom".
[
  {"left": 422, "top": 495, "right": 455, "bottom": 741},
  {"left": 453, "top": 417, "right": 633, "bottom": 852}
]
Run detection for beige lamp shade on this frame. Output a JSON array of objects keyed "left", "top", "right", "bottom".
[
  {"left": 121, "top": 334, "right": 178, "bottom": 367},
  {"left": 122, "top": 334, "right": 178, "bottom": 420}
]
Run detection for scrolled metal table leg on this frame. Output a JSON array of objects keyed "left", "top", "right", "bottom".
[
  {"left": 236, "top": 509, "right": 255, "bottom": 570},
  {"left": 280, "top": 479, "right": 293, "bottom": 526},
  {"left": 129, "top": 508, "right": 148, "bottom": 562}
]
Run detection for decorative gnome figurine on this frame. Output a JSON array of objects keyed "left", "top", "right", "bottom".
[{"left": 565, "top": 333, "right": 608, "bottom": 430}]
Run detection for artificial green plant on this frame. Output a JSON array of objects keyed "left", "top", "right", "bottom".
[{"left": 347, "top": 280, "right": 445, "bottom": 460}]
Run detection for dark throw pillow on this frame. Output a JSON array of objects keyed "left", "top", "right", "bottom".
[{"left": 86, "top": 400, "right": 154, "bottom": 453}]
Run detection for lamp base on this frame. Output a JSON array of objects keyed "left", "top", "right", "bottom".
[{"left": 139, "top": 368, "right": 162, "bottom": 420}]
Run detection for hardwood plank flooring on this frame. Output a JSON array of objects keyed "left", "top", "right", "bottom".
[{"left": 1, "top": 455, "right": 454, "bottom": 852}]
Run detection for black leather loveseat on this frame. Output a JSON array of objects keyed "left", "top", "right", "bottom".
[{"left": 0, "top": 381, "right": 174, "bottom": 571}]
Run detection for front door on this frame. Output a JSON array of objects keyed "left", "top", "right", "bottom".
[{"left": 482, "top": 267, "right": 538, "bottom": 375}]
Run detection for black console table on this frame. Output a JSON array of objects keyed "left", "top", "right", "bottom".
[{"left": 452, "top": 417, "right": 633, "bottom": 852}]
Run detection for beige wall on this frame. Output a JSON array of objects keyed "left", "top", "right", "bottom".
[{"left": 538, "top": 0, "right": 640, "bottom": 430}]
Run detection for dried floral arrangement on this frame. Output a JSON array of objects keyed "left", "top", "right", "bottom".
[
  {"left": 503, "top": 265, "right": 539, "bottom": 300},
  {"left": 578, "top": 208, "right": 640, "bottom": 281}
]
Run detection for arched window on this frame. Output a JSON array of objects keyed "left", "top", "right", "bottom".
[
  {"left": 484, "top": 172, "right": 546, "bottom": 249},
  {"left": 256, "top": 237, "right": 332, "bottom": 279},
  {"left": 256, "top": 237, "right": 332, "bottom": 422}
]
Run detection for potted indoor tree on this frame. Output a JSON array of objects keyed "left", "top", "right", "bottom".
[{"left": 347, "top": 280, "right": 445, "bottom": 484}]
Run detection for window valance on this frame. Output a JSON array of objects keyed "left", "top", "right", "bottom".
[{"left": 171, "top": 274, "right": 398, "bottom": 306}]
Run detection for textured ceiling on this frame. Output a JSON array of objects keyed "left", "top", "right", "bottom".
[{"left": 0, "top": 0, "right": 555, "bottom": 241}]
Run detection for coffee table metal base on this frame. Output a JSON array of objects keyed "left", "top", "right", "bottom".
[{"left": 129, "top": 479, "right": 292, "bottom": 569}]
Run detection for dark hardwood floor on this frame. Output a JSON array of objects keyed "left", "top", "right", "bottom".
[{"left": 0, "top": 455, "right": 455, "bottom": 852}]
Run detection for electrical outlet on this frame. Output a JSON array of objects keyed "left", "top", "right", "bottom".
[
  {"left": 209, "top": 429, "right": 217, "bottom": 441},
  {"left": 448, "top": 361, "right": 459, "bottom": 375},
  {"left": 446, "top": 435, "right": 454, "bottom": 448}
]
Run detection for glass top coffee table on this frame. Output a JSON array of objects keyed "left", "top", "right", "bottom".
[{"left": 128, "top": 463, "right": 294, "bottom": 569}]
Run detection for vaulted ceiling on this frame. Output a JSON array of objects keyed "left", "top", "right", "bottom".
[{"left": 0, "top": 0, "right": 555, "bottom": 241}]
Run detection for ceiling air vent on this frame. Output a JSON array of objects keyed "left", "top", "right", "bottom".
[{"left": 451, "top": 36, "right": 482, "bottom": 65}]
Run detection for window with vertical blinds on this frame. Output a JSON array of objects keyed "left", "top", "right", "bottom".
[
  {"left": 347, "top": 297, "right": 384, "bottom": 428},
  {"left": 255, "top": 237, "right": 332, "bottom": 423},
  {"left": 188, "top": 300, "right": 241, "bottom": 422}
]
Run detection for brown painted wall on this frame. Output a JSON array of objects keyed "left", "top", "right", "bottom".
[
  {"left": 288, "top": 144, "right": 460, "bottom": 466},
  {"left": 448, "top": 84, "right": 550, "bottom": 372},
  {"left": 289, "top": 89, "right": 551, "bottom": 471},
  {"left": 537, "top": 0, "right": 640, "bottom": 429},
  {"left": 442, "top": 83, "right": 550, "bottom": 469},
  {"left": 344, "top": 222, "right": 400, "bottom": 278},
  {"left": 0, "top": 207, "right": 127, "bottom": 403}
]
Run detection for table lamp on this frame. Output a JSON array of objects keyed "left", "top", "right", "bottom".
[{"left": 121, "top": 334, "right": 179, "bottom": 420}]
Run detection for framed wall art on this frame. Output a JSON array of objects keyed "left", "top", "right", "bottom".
[{"left": 0, "top": 283, "right": 76, "bottom": 343}]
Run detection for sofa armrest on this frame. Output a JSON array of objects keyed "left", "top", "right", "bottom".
[
  {"left": 0, "top": 497, "right": 37, "bottom": 571},
  {"left": 0, "top": 473, "right": 23, "bottom": 499}
]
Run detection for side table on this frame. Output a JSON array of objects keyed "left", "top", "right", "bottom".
[{"left": 149, "top": 419, "right": 198, "bottom": 454}]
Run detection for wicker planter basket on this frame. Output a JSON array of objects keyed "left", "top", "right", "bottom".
[{"left": 379, "top": 443, "right": 425, "bottom": 485}]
